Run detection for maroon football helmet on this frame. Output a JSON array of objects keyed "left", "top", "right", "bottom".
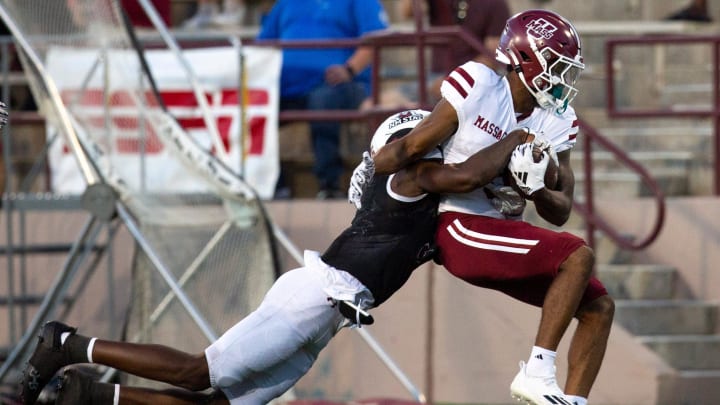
[{"left": 495, "top": 9, "right": 585, "bottom": 113}]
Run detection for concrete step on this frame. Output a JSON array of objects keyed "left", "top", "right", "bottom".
[
  {"left": 573, "top": 167, "right": 690, "bottom": 197},
  {"left": 614, "top": 300, "right": 718, "bottom": 335},
  {"left": 570, "top": 151, "right": 694, "bottom": 171},
  {"left": 640, "top": 335, "right": 720, "bottom": 370},
  {"left": 578, "top": 106, "right": 714, "bottom": 131},
  {"left": 573, "top": 171, "right": 643, "bottom": 198},
  {"left": 597, "top": 264, "right": 678, "bottom": 300},
  {"left": 577, "top": 123, "right": 713, "bottom": 157},
  {"left": 658, "top": 370, "right": 720, "bottom": 405}
]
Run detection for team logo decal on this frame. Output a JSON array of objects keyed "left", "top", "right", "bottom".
[
  {"left": 526, "top": 18, "right": 557, "bottom": 40},
  {"left": 388, "top": 110, "right": 425, "bottom": 129}
]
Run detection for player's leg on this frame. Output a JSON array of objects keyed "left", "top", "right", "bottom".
[
  {"left": 20, "top": 265, "right": 328, "bottom": 404},
  {"left": 564, "top": 288, "right": 615, "bottom": 402},
  {"left": 118, "top": 386, "right": 228, "bottom": 405},
  {"left": 533, "top": 245, "right": 594, "bottom": 352},
  {"left": 92, "top": 340, "right": 210, "bottom": 390},
  {"left": 55, "top": 367, "right": 228, "bottom": 405},
  {"left": 436, "top": 213, "right": 589, "bottom": 405},
  {"left": 206, "top": 262, "right": 346, "bottom": 402},
  {"left": 20, "top": 320, "right": 216, "bottom": 404}
]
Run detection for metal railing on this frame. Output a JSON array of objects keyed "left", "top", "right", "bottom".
[
  {"left": 575, "top": 118, "right": 666, "bottom": 250},
  {"left": 606, "top": 35, "right": 720, "bottom": 194}
]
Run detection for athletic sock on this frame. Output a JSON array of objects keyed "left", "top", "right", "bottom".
[
  {"left": 525, "top": 346, "right": 557, "bottom": 377},
  {"left": 566, "top": 395, "right": 587, "bottom": 405},
  {"left": 60, "top": 332, "right": 93, "bottom": 364},
  {"left": 90, "top": 380, "right": 117, "bottom": 404}
]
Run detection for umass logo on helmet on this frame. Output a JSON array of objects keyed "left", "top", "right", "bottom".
[{"left": 526, "top": 18, "right": 558, "bottom": 40}]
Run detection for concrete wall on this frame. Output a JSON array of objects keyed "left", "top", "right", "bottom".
[{"left": 595, "top": 196, "right": 720, "bottom": 303}]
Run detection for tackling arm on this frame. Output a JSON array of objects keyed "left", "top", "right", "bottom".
[
  {"left": 529, "top": 149, "right": 575, "bottom": 226},
  {"left": 373, "top": 98, "right": 458, "bottom": 175},
  {"left": 411, "top": 129, "right": 533, "bottom": 194}
]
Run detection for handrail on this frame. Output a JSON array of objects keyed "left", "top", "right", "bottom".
[
  {"left": 606, "top": 35, "right": 720, "bottom": 194},
  {"left": 575, "top": 118, "right": 666, "bottom": 250}
]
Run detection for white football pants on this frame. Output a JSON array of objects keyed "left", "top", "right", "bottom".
[{"left": 205, "top": 250, "right": 371, "bottom": 404}]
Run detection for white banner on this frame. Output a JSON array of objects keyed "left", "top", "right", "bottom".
[{"left": 45, "top": 46, "right": 281, "bottom": 199}]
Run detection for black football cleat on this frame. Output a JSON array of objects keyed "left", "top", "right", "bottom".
[
  {"left": 20, "top": 321, "right": 77, "bottom": 405},
  {"left": 55, "top": 368, "right": 94, "bottom": 405}
]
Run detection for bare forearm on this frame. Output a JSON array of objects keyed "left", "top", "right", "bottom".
[
  {"left": 457, "top": 130, "right": 532, "bottom": 188},
  {"left": 346, "top": 46, "right": 373, "bottom": 74},
  {"left": 416, "top": 129, "right": 531, "bottom": 194},
  {"left": 374, "top": 98, "right": 459, "bottom": 174},
  {"left": 532, "top": 157, "right": 575, "bottom": 226},
  {"left": 532, "top": 188, "right": 573, "bottom": 226}
]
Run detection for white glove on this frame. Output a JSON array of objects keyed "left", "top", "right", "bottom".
[
  {"left": 509, "top": 143, "right": 549, "bottom": 196},
  {"left": 486, "top": 184, "right": 526, "bottom": 216},
  {"left": 532, "top": 135, "right": 558, "bottom": 166},
  {"left": 0, "top": 101, "right": 8, "bottom": 130},
  {"left": 348, "top": 151, "right": 375, "bottom": 209}
]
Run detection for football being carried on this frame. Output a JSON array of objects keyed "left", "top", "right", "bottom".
[{"left": 507, "top": 132, "right": 559, "bottom": 198}]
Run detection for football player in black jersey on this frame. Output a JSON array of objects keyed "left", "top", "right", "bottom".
[{"left": 22, "top": 110, "right": 533, "bottom": 405}]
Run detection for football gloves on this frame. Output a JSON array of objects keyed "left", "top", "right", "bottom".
[
  {"left": 486, "top": 184, "right": 527, "bottom": 216},
  {"left": 348, "top": 151, "right": 375, "bottom": 209},
  {"left": 518, "top": 127, "right": 559, "bottom": 166},
  {"left": 509, "top": 143, "right": 550, "bottom": 196},
  {"left": 532, "top": 134, "right": 558, "bottom": 166}
]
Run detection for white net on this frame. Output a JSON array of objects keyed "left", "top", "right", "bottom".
[{"left": 0, "top": 0, "right": 278, "bottom": 371}]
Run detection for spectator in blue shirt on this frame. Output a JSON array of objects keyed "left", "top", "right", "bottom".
[{"left": 258, "top": 0, "right": 389, "bottom": 199}]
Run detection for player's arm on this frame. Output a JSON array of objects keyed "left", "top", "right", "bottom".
[
  {"left": 529, "top": 149, "right": 575, "bottom": 226},
  {"left": 406, "top": 129, "right": 533, "bottom": 194},
  {"left": 373, "top": 98, "right": 458, "bottom": 175}
]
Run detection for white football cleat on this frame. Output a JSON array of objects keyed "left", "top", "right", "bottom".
[{"left": 510, "top": 361, "right": 572, "bottom": 405}]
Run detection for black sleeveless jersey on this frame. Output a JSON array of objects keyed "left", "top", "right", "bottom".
[{"left": 321, "top": 170, "right": 441, "bottom": 306}]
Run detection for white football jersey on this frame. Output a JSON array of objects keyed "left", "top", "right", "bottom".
[
  {"left": 518, "top": 106, "right": 579, "bottom": 154},
  {"left": 438, "top": 61, "right": 578, "bottom": 218}
]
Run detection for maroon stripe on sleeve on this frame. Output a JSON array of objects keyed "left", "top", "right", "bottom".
[
  {"left": 455, "top": 67, "right": 475, "bottom": 87},
  {"left": 446, "top": 76, "right": 468, "bottom": 98}
]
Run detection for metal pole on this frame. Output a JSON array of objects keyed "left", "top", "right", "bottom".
[
  {"left": 0, "top": 5, "right": 99, "bottom": 186},
  {"left": 116, "top": 202, "right": 219, "bottom": 343},
  {"left": 0, "top": 216, "right": 104, "bottom": 383},
  {"left": 135, "top": 0, "right": 228, "bottom": 162},
  {"left": 1, "top": 38, "right": 16, "bottom": 346},
  {"left": 714, "top": 40, "right": 720, "bottom": 195},
  {"left": 356, "top": 328, "right": 427, "bottom": 403},
  {"left": 229, "top": 36, "right": 247, "bottom": 176},
  {"left": 140, "top": 221, "right": 233, "bottom": 335}
]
